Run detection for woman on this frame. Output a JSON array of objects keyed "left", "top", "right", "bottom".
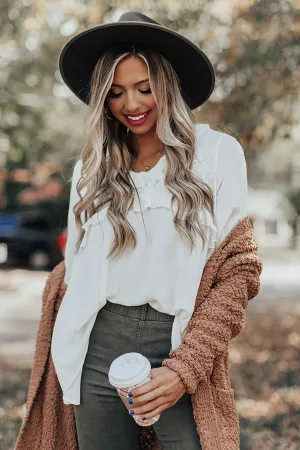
[{"left": 51, "top": 11, "right": 253, "bottom": 450}]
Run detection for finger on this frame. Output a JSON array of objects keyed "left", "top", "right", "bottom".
[
  {"left": 139, "top": 403, "right": 172, "bottom": 421},
  {"left": 138, "top": 390, "right": 186, "bottom": 421},
  {"left": 130, "top": 396, "right": 169, "bottom": 416},
  {"left": 130, "top": 377, "right": 161, "bottom": 398},
  {"left": 128, "top": 386, "right": 165, "bottom": 408},
  {"left": 132, "top": 387, "right": 186, "bottom": 414}
]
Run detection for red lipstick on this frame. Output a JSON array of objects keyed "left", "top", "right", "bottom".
[{"left": 124, "top": 110, "right": 151, "bottom": 126}]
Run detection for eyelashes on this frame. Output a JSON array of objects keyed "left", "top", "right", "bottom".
[{"left": 108, "top": 88, "right": 152, "bottom": 99}]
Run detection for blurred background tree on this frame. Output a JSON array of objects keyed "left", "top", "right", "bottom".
[{"left": 1, "top": 0, "right": 299, "bottom": 184}]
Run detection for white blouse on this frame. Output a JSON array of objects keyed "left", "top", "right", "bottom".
[{"left": 51, "top": 123, "right": 248, "bottom": 405}]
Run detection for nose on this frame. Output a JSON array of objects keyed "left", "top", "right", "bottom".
[{"left": 124, "top": 91, "right": 140, "bottom": 113}]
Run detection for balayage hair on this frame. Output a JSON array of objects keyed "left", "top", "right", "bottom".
[{"left": 73, "top": 44, "right": 215, "bottom": 259}]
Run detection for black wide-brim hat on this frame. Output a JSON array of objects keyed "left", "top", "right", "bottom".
[{"left": 59, "top": 11, "right": 215, "bottom": 110}]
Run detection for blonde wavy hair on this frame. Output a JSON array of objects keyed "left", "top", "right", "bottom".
[{"left": 73, "top": 44, "right": 214, "bottom": 259}]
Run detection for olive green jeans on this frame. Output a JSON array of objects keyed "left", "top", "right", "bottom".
[{"left": 74, "top": 301, "right": 202, "bottom": 450}]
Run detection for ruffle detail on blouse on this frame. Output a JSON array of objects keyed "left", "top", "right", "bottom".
[
  {"left": 79, "top": 123, "right": 217, "bottom": 255},
  {"left": 80, "top": 205, "right": 110, "bottom": 250},
  {"left": 82, "top": 205, "right": 109, "bottom": 231},
  {"left": 131, "top": 187, "right": 171, "bottom": 213},
  {"left": 131, "top": 188, "right": 217, "bottom": 262}
]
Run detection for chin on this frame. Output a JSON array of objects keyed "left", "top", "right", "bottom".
[
  {"left": 134, "top": 121, "right": 157, "bottom": 134},
  {"left": 130, "top": 127, "right": 153, "bottom": 135}
]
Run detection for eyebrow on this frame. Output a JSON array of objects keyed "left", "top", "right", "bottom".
[{"left": 111, "top": 78, "right": 149, "bottom": 88}]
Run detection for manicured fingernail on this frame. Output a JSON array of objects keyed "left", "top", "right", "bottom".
[
  {"left": 129, "top": 409, "right": 135, "bottom": 415},
  {"left": 128, "top": 399, "right": 134, "bottom": 404},
  {"left": 141, "top": 416, "right": 147, "bottom": 420},
  {"left": 128, "top": 391, "right": 133, "bottom": 397}
]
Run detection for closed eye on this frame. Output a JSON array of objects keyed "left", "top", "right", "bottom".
[{"left": 108, "top": 88, "right": 152, "bottom": 99}]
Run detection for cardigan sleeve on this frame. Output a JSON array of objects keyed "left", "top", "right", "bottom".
[
  {"left": 63, "top": 159, "right": 82, "bottom": 285},
  {"left": 215, "top": 133, "right": 248, "bottom": 247},
  {"left": 161, "top": 135, "right": 262, "bottom": 394}
]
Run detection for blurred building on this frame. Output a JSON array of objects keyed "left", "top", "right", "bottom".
[{"left": 248, "top": 186, "right": 298, "bottom": 249}]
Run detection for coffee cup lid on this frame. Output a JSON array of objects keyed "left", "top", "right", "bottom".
[{"left": 108, "top": 352, "right": 151, "bottom": 388}]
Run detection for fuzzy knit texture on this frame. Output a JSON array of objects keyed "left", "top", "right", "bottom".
[{"left": 14, "top": 215, "right": 262, "bottom": 450}]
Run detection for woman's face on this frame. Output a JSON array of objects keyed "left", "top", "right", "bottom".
[{"left": 106, "top": 56, "right": 158, "bottom": 136}]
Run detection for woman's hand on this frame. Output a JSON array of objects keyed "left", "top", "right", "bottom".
[{"left": 126, "top": 367, "right": 186, "bottom": 420}]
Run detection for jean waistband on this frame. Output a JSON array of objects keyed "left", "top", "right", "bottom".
[{"left": 103, "top": 300, "right": 174, "bottom": 322}]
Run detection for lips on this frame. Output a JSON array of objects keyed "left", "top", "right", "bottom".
[
  {"left": 124, "top": 110, "right": 151, "bottom": 126},
  {"left": 125, "top": 111, "right": 148, "bottom": 117}
]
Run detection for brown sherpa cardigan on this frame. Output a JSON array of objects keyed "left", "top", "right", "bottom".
[{"left": 14, "top": 215, "right": 262, "bottom": 450}]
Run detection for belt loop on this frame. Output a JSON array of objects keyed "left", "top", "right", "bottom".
[{"left": 139, "top": 303, "right": 148, "bottom": 321}]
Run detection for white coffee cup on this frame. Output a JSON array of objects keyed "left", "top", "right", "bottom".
[{"left": 108, "top": 352, "right": 161, "bottom": 426}]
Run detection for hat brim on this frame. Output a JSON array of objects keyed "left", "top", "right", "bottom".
[{"left": 59, "top": 21, "right": 215, "bottom": 110}]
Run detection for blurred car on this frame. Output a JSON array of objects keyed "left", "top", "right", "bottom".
[{"left": 0, "top": 203, "right": 68, "bottom": 271}]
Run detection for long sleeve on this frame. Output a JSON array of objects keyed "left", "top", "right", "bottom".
[
  {"left": 215, "top": 134, "right": 248, "bottom": 247},
  {"left": 64, "top": 159, "right": 82, "bottom": 285},
  {"left": 162, "top": 135, "right": 262, "bottom": 394}
]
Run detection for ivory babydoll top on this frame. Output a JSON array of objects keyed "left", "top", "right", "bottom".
[{"left": 51, "top": 123, "right": 248, "bottom": 405}]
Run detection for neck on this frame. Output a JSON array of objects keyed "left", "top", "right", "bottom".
[{"left": 128, "top": 129, "right": 164, "bottom": 159}]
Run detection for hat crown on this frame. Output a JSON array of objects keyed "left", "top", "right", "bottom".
[{"left": 118, "top": 11, "right": 160, "bottom": 26}]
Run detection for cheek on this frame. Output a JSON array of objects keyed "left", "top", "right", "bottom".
[
  {"left": 106, "top": 100, "right": 119, "bottom": 113},
  {"left": 148, "top": 96, "right": 157, "bottom": 109}
]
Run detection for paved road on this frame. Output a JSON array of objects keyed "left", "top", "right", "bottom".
[{"left": 0, "top": 256, "right": 299, "bottom": 368}]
